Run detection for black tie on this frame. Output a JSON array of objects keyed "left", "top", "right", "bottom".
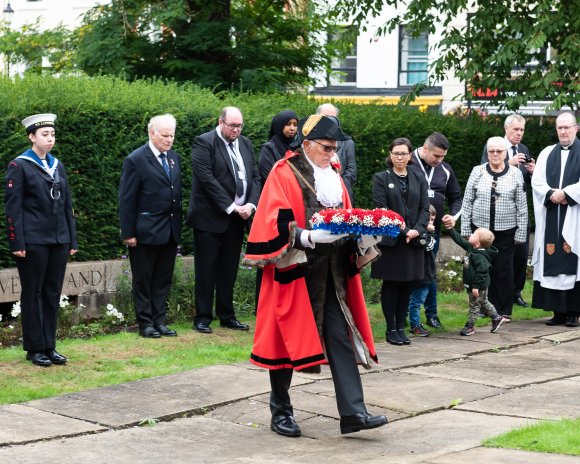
[
  {"left": 228, "top": 143, "right": 244, "bottom": 198},
  {"left": 159, "top": 152, "right": 170, "bottom": 179},
  {"left": 511, "top": 146, "right": 517, "bottom": 160}
]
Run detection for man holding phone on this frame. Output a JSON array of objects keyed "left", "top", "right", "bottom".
[{"left": 481, "top": 113, "right": 535, "bottom": 310}]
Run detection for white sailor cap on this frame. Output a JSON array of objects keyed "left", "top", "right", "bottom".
[{"left": 21, "top": 113, "right": 57, "bottom": 134}]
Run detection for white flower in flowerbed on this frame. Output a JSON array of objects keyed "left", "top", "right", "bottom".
[
  {"left": 446, "top": 270, "right": 458, "bottom": 278},
  {"left": 11, "top": 301, "right": 21, "bottom": 318},
  {"left": 59, "top": 294, "right": 70, "bottom": 308},
  {"left": 106, "top": 303, "right": 125, "bottom": 323}
]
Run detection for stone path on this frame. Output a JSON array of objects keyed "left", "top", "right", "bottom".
[{"left": 1, "top": 318, "right": 579, "bottom": 463}]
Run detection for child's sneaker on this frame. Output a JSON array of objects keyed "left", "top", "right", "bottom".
[
  {"left": 410, "top": 324, "right": 431, "bottom": 337},
  {"left": 460, "top": 325, "right": 475, "bottom": 336},
  {"left": 491, "top": 316, "right": 508, "bottom": 333}
]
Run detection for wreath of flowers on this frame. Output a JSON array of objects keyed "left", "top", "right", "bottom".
[{"left": 310, "top": 208, "right": 405, "bottom": 237}]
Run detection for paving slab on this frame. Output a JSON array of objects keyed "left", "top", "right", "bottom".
[
  {"left": 23, "top": 364, "right": 311, "bottom": 427},
  {"left": 297, "top": 372, "right": 503, "bottom": 415},
  {"left": 426, "top": 446, "right": 580, "bottom": 464},
  {"left": 540, "top": 328, "right": 580, "bottom": 343},
  {"left": 0, "top": 404, "right": 106, "bottom": 446},
  {"left": 373, "top": 343, "right": 467, "bottom": 370},
  {"left": 0, "top": 409, "right": 533, "bottom": 464},
  {"left": 402, "top": 340, "right": 580, "bottom": 388},
  {"left": 397, "top": 334, "right": 527, "bottom": 356},
  {"left": 434, "top": 328, "right": 537, "bottom": 348},
  {"left": 457, "top": 377, "right": 580, "bottom": 420}
]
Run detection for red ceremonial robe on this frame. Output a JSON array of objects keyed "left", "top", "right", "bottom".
[{"left": 243, "top": 152, "right": 378, "bottom": 371}]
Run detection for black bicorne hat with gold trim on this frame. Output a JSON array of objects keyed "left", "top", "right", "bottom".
[{"left": 297, "top": 114, "right": 350, "bottom": 143}]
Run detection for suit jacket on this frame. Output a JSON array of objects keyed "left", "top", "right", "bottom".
[
  {"left": 482, "top": 142, "right": 531, "bottom": 188},
  {"left": 337, "top": 138, "right": 357, "bottom": 187},
  {"left": 119, "top": 143, "right": 182, "bottom": 245},
  {"left": 4, "top": 151, "right": 77, "bottom": 251},
  {"left": 186, "top": 129, "right": 260, "bottom": 233}
]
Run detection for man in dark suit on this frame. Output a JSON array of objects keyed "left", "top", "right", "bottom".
[
  {"left": 187, "top": 107, "right": 260, "bottom": 334},
  {"left": 481, "top": 113, "right": 535, "bottom": 309},
  {"left": 316, "top": 103, "right": 357, "bottom": 203},
  {"left": 119, "top": 114, "right": 182, "bottom": 338}
]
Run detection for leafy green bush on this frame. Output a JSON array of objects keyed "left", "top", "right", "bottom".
[{"left": 0, "top": 75, "right": 558, "bottom": 269}]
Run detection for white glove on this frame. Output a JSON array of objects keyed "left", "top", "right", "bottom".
[
  {"left": 358, "top": 235, "right": 382, "bottom": 248},
  {"left": 308, "top": 229, "right": 348, "bottom": 244}
]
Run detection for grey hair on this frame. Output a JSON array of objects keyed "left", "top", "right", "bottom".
[
  {"left": 556, "top": 111, "right": 577, "bottom": 126},
  {"left": 486, "top": 136, "right": 506, "bottom": 149},
  {"left": 504, "top": 113, "right": 525, "bottom": 128},
  {"left": 316, "top": 103, "right": 339, "bottom": 116},
  {"left": 148, "top": 114, "right": 176, "bottom": 133}
]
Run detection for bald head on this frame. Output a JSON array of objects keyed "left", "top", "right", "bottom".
[{"left": 316, "top": 103, "right": 339, "bottom": 117}]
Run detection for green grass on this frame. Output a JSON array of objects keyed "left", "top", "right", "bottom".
[
  {"left": 369, "top": 280, "right": 546, "bottom": 340},
  {"left": 484, "top": 418, "right": 580, "bottom": 456},
  {"left": 0, "top": 321, "right": 253, "bottom": 405},
  {"left": 0, "top": 281, "right": 548, "bottom": 405}
]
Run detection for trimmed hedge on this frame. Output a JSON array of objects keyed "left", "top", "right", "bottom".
[{"left": 0, "top": 75, "right": 558, "bottom": 267}]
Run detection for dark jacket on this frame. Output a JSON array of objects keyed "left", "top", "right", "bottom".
[
  {"left": 408, "top": 151, "right": 462, "bottom": 232},
  {"left": 370, "top": 168, "right": 430, "bottom": 282},
  {"left": 119, "top": 143, "right": 182, "bottom": 245},
  {"left": 412, "top": 233, "right": 437, "bottom": 287},
  {"left": 446, "top": 228, "right": 498, "bottom": 291},
  {"left": 186, "top": 130, "right": 260, "bottom": 233},
  {"left": 4, "top": 150, "right": 77, "bottom": 251}
]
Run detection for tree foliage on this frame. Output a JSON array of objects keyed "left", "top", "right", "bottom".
[
  {"left": 0, "top": 20, "right": 75, "bottom": 75},
  {"left": 74, "top": 0, "right": 337, "bottom": 92},
  {"left": 333, "top": 0, "right": 580, "bottom": 111}
]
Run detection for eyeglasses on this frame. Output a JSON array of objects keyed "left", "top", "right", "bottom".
[
  {"left": 222, "top": 121, "right": 244, "bottom": 130},
  {"left": 311, "top": 140, "right": 338, "bottom": 153},
  {"left": 391, "top": 151, "right": 410, "bottom": 158},
  {"left": 487, "top": 149, "right": 505, "bottom": 155},
  {"left": 557, "top": 125, "right": 576, "bottom": 131}
]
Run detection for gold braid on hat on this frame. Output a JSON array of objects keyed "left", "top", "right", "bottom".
[{"left": 301, "top": 114, "right": 323, "bottom": 137}]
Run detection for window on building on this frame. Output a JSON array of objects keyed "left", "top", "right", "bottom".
[
  {"left": 328, "top": 28, "right": 357, "bottom": 86},
  {"left": 399, "top": 27, "right": 428, "bottom": 86}
]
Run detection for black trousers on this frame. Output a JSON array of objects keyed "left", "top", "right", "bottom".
[
  {"left": 380, "top": 280, "right": 411, "bottom": 332},
  {"left": 15, "top": 243, "right": 69, "bottom": 353},
  {"left": 129, "top": 241, "right": 177, "bottom": 329},
  {"left": 193, "top": 215, "right": 244, "bottom": 325},
  {"left": 487, "top": 228, "right": 516, "bottom": 316},
  {"left": 513, "top": 227, "right": 530, "bottom": 296},
  {"left": 269, "top": 278, "right": 366, "bottom": 418}
]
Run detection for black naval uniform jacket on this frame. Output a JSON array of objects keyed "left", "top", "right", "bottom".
[{"left": 4, "top": 150, "right": 77, "bottom": 251}]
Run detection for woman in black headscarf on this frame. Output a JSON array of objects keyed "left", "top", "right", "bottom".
[{"left": 258, "top": 109, "right": 298, "bottom": 186}]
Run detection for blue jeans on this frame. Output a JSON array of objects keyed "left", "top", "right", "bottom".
[
  {"left": 408, "top": 234, "right": 439, "bottom": 328},
  {"left": 409, "top": 282, "right": 438, "bottom": 327}
]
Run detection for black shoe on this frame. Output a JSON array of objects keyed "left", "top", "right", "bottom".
[
  {"left": 397, "top": 329, "right": 411, "bottom": 345},
  {"left": 220, "top": 318, "right": 249, "bottom": 331},
  {"left": 270, "top": 415, "right": 301, "bottom": 437},
  {"left": 426, "top": 316, "right": 442, "bottom": 328},
  {"left": 26, "top": 352, "right": 52, "bottom": 367},
  {"left": 155, "top": 324, "right": 177, "bottom": 336},
  {"left": 546, "top": 314, "right": 567, "bottom": 326},
  {"left": 340, "top": 412, "right": 388, "bottom": 434},
  {"left": 139, "top": 326, "right": 161, "bottom": 338},
  {"left": 194, "top": 321, "right": 213, "bottom": 334},
  {"left": 46, "top": 350, "right": 67, "bottom": 365},
  {"left": 514, "top": 296, "right": 529, "bottom": 307},
  {"left": 565, "top": 316, "right": 579, "bottom": 327},
  {"left": 386, "top": 330, "right": 403, "bottom": 346}
]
